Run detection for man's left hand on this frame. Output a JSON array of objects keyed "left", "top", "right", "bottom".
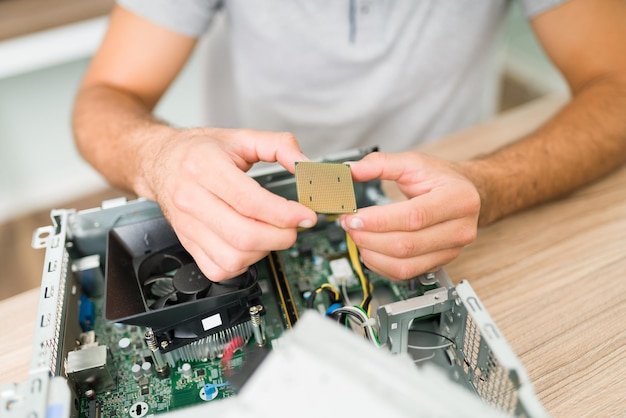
[{"left": 340, "top": 151, "right": 480, "bottom": 281}]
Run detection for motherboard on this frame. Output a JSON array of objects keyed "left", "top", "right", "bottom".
[
  {"left": 1, "top": 148, "right": 547, "bottom": 418},
  {"left": 71, "top": 215, "right": 439, "bottom": 417}
]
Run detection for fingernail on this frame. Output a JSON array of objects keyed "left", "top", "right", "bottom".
[
  {"left": 298, "top": 219, "right": 314, "bottom": 228},
  {"left": 349, "top": 217, "right": 364, "bottom": 230}
]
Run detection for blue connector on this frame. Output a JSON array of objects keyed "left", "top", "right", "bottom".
[{"left": 78, "top": 294, "right": 95, "bottom": 331}]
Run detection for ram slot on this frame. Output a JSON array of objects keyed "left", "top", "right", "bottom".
[{"left": 266, "top": 251, "right": 299, "bottom": 329}]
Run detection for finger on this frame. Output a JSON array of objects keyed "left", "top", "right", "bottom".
[
  {"left": 341, "top": 190, "right": 477, "bottom": 233},
  {"left": 227, "top": 129, "right": 310, "bottom": 173},
  {"left": 179, "top": 234, "right": 259, "bottom": 282},
  {"left": 347, "top": 219, "right": 476, "bottom": 259},
  {"left": 172, "top": 182, "right": 303, "bottom": 252},
  {"left": 346, "top": 152, "right": 411, "bottom": 183},
  {"left": 359, "top": 247, "right": 462, "bottom": 281},
  {"left": 175, "top": 216, "right": 269, "bottom": 281},
  {"left": 215, "top": 170, "right": 317, "bottom": 228},
  {"left": 179, "top": 156, "right": 317, "bottom": 229}
]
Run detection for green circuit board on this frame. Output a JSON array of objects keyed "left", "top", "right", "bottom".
[
  {"left": 273, "top": 220, "right": 429, "bottom": 310},
  {"left": 78, "top": 304, "right": 243, "bottom": 416},
  {"left": 78, "top": 218, "right": 433, "bottom": 417}
]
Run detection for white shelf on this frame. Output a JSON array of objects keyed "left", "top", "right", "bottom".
[{"left": 0, "top": 17, "right": 108, "bottom": 79}]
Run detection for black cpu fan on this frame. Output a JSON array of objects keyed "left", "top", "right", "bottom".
[{"left": 104, "top": 216, "right": 262, "bottom": 352}]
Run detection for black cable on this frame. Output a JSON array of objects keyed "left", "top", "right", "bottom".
[
  {"left": 361, "top": 293, "right": 373, "bottom": 313},
  {"left": 408, "top": 329, "right": 456, "bottom": 346},
  {"left": 329, "top": 309, "right": 363, "bottom": 325},
  {"left": 306, "top": 286, "right": 340, "bottom": 309}
]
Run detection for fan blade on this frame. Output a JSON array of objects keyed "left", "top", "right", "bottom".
[
  {"left": 150, "top": 289, "right": 177, "bottom": 310},
  {"left": 173, "top": 264, "right": 211, "bottom": 295}
]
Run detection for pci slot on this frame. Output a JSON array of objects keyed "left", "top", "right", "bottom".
[{"left": 266, "top": 251, "right": 299, "bottom": 329}]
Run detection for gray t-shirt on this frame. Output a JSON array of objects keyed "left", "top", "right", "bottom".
[{"left": 118, "top": 0, "right": 565, "bottom": 157}]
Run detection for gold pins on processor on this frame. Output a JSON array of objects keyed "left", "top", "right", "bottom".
[{"left": 295, "top": 162, "right": 357, "bottom": 214}]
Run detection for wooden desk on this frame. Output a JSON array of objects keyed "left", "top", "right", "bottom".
[
  {"left": 0, "top": 0, "right": 113, "bottom": 41},
  {"left": 1, "top": 95, "right": 624, "bottom": 416}
]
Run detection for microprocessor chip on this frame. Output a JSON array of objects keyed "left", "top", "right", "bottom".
[{"left": 295, "top": 162, "right": 357, "bottom": 214}]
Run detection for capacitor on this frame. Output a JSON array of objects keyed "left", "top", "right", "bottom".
[
  {"left": 181, "top": 363, "right": 193, "bottom": 378},
  {"left": 141, "top": 361, "right": 153, "bottom": 377},
  {"left": 131, "top": 363, "right": 142, "bottom": 380},
  {"left": 118, "top": 337, "right": 132, "bottom": 354},
  {"left": 312, "top": 255, "right": 324, "bottom": 270}
]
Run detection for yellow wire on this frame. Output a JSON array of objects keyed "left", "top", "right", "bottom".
[
  {"left": 319, "top": 283, "right": 340, "bottom": 300},
  {"left": 325, "top": 214, "right": 340, "bottom": 222},
  {"left": 345, "top": 232, "right": 372, "bottom": 316}
]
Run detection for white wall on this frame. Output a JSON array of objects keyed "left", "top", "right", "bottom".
[
  {"left": 501, "top": 3, "right": 567, "bottom": 95},
  {"left": 0, "top": 19, "right": 205, "bottom": 223}
]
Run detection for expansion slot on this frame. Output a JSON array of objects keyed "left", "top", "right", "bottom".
[
  {"left": 266, "top": 251, "right": 299, "bottom": 328},
  {"left": 30, "top": 210, "right": 79, "bottom": 376}
]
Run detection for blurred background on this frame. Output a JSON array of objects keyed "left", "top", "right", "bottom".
[{"left": 0, "top": 0, "right": 567, "bottom": 300}]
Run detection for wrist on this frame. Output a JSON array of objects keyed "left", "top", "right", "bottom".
[
  {"left": 132, "top": 124, "right": 181, "bottom": 201},
  {"left": 456, "top": 159, "right": 499, "bottom": 227}
]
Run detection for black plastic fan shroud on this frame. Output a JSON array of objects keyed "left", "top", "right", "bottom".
[{"left": 104, "top": 216, "right": 262, "bottom": 350}]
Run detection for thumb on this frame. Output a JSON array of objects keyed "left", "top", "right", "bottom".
[{"left": 348, "top": 152, "right": 408, "bottom": 183}]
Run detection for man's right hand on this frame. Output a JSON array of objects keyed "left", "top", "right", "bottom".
[
  {"left": 72, "top": 6, "right": 316, "bottom": 281},
  {"left": 139, "top": 127, "right": 318, "bottom": 282}
]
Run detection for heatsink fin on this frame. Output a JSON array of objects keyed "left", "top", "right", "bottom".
[{"left": 163, "top": 321, "right": 253, "bottom": 366}]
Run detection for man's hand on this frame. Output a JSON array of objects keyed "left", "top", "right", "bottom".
[
  {"left": 71, "top": 6, "right": 318, "bottom": 282},
  {"left": 141, "top": 128, "right": 318, "bottom": 282},
  {"left": 339, "top": 152, "right": 480, "bottom": 281}
]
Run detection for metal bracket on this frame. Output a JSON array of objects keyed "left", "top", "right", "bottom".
[
  {"left": 32, "top": 225, "right": 56, "bottom": 249},
  {"left": 377, "top": 286, "right": 453, "bottom": 354}
]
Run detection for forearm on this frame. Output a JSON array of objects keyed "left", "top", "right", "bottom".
[
  {"left": 460, "top": 76, "right": 626, "bottom": 226},
  {"left": 72, "top": 84, "right": 177, "bottom": 199}
]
